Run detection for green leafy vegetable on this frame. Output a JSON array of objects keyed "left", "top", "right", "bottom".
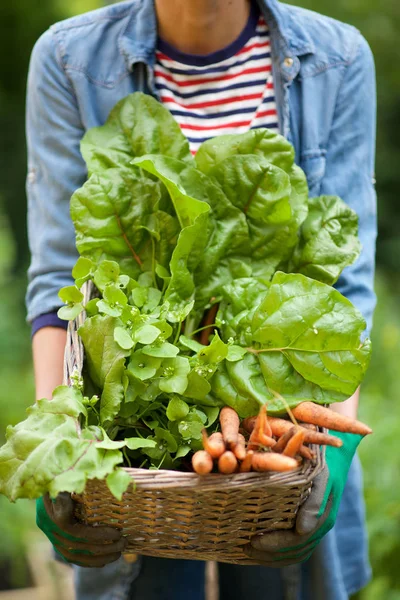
[{"left": 0, "top": 92, "right": 372, "bottom": 502}]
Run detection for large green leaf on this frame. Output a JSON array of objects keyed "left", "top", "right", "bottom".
[
  {"left": 196, "top": 130, "right": 309, "bottom": 273},
  {"left": 81, "top": 93, "right": 194, "bottom": 174},
  {"left": 78, "top": 315, "right": 130, "bottom": 424},
  {"left": 0, "top": 387, "right": 123, "bottom": 501},
  {"left": 195, "top": 128, "right": 295, "bottom": 174},
  {"left": 213, "top": 272, "right": 371, "bottom": 415},
  {"left": 71, "top": 167, "right": 179, "bottom": 278},
  {"left": 132, "top": 155, "right": 214, "bottom": 314},
  {"left": 288, "top": 195, "right": 361, "bottom": 284}
]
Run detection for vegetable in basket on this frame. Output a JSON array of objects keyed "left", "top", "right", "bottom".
[{"left": 1, "top": 94, "right": 373, "bottom": 569}]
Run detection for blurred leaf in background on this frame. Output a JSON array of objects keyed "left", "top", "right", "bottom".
[{"left": 287, "top": 0, "right": 400, "bottom": 277}]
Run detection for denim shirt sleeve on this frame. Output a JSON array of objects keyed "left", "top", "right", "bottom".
[
  {"left": 320, "top": 34, "right": 377, "bottom": 337},
  {"left": 25, "top": 30, "right": 85, "bottom": 323}
]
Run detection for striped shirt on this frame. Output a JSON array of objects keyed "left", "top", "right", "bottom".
[{"left": 155, "top": 2, "right": 279, "bottom": 154}]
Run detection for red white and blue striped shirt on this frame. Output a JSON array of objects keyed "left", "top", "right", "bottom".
[{"left": 155, "top": 3, "right": 279, "bottom": 154}]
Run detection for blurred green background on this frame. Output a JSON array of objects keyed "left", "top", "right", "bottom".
[{"left": 0, "top": 0, "right": 399, "bottom": 597}]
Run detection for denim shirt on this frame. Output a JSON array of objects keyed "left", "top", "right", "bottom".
[{"left": 25, "top": 0, "right": 377, "bottom": 333}]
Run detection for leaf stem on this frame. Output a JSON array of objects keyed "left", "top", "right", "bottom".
[
  {"left": 115, "top": 213, "right": 142, "bottom": 267},
  {"left": 123, "top": 447, "right": 132, "bottom": 468},
  {"left": 188, "top": 323, "right": 217, "bottom": 337}
]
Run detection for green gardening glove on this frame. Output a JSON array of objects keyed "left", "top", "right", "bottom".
[
  {"left": 244, "top": 431, "right": 363, "bottom": 566},
  {"left": 36, "top": 493, "right": 126, "bottom": 568}
]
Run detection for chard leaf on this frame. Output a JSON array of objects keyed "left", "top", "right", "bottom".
[
  {"left": 78, "top": 315, "right": 130, "bottom": 388},
  {"left": 78, "top": 315, "right": 129, "bottom": 426},
  {"left": 213, "top": 272, "right": 372, "bottom": 416},
  {"left": 133, "top": 154, "right": 249, "bottom": 315},
  {"left": 81, "top": 93, "right": 193, "bottom": 174},
  {"left": 132, "top": 156, "right": 211, "bottom": 311},
  {"left": 70, "top": 167, "right": 179, "bottom": 278},
  {"left": 226, "top": 345, "right": 248, "bottom": 362},
  {"left": 195, "top": 129, "right": 295, "bottom": 174},
  {"left": 0, "top": 387, "right": 123, "bottom": 501},
  {"left": 106, "top": 469, "right": 132, "bottom": 500},
  {"left": 288, "top": 195, "right": 361, "bottom": 284}
]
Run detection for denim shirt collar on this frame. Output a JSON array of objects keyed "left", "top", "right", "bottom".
[{"left": 119, "top": 0, "right": 316, "bottom": 72}]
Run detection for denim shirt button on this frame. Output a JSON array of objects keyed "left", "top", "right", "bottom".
[
  {"left": 27, "top": 168, "right": 36, "bottom": 184},
  {"left": 283, "top": 57, "right": 294, "bottom": 68}
]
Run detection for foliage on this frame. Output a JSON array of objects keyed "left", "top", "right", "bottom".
[
  {"left": 355, "top": 275, "right": 400, "bottom": 599},
  {"left": 0, "top": 93, "right": 371, "bottom": 502}
]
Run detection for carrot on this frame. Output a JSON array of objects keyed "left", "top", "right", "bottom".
[
  {"left": 252, "top": 452, "right": 298, "bottom": 472},
  {"left": 258, "top": 404, "right": 272, "bottom": 437},
  {"left": 243, "top": 414, "right": 345, "bottom": 447},
  {"left": 300, "top": 423, "right": 317, "bottom": 431},
  {"left": 298, "top": 445, "right": 315, "bottom": 461},
  {"left": 220, "top": 406, "right": 240, "bottom": 448},
  {"left": 192, "top": 450, "right": 213, "bottom": 475},
  {"left": 199, "top": 304, "right": 219, "bottom": 345},
  {"left": 283, "top": 427, "right": 306, "bottom": 458},
  {"left": 218, "top": 451, "right": 238, "bottom": 474},
  {"left": 292, "top": 402, "right": 372, "bottom": 436},
  {"left": 202, "top": 430, "right": 225, "bottom": 459},
  {"left": 268, "top": 418, "right": 344, "bottom": 447},
  {"left": 272, "top": 427, "right": 295, "bottom": 453},
  {"left": 232, "top": 433, "right": 246, "bottom": 461},
  {"left": 239, "top": 450, "right": 254, "bottom": 473},
  {"left": 242, "top": 416, "right": 257, "bottom": 434}
]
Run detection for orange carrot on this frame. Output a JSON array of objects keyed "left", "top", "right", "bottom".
[
  {"left": 199, "top": 304, "right": 219, "bottom": 345},
  {"left": 192, "top": 450, "right": 213, "bottom": 475},
  {"left": 298, "top": 445, "right": 315, "bottom": 461},
  {"left": 218, "top": 451, "right": 238, "bottom": 474},
  {"left": 252, "top": 452, "right": 298, "bottom": 472},
  {"left": 259, "top": 404, "right": 273, "bottom": 437},
  {"left": 283, "top": 427, "right": 306, "bottom": 458},
  {"left": 232, "top": 433, "right": 246, "bottom": 461},
  {"left": 300, "top": 423, "right": 317, "bottom": 431},
  {"left": 220, "top": 406, "right": 240, "bottom": 448},
  {"left": 292, "top": 402, "right": 372, "bottom": 435},
  {"left": 268, "top": 418, "right": 344, "bottom": 447},
  {"left": 239, "top": 450, "right": 254, "bottom": 473},
  {"left": 272, "top": 427, "right": 296, "bottom": 453},
  {"left": 242, "top": 416, "right": 257, "bottom": 434},
  {"left": 202, "top": 430, "right": 226, "bottom": 459}
]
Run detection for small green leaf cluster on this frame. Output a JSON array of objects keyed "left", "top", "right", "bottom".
[{"left": 0, "top": 93, "right": 372, "bottom": 502}]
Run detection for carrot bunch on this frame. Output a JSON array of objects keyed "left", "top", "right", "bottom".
[{"left": 191, "top": 402, "right": 372, "bottom": 475}]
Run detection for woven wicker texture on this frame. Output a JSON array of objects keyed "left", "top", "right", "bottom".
[{"left": 67, "top": 281, "right": 325, "bottom": 565}]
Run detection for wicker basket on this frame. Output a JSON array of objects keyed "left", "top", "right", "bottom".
[{"left": 66, "top": 282, "right": 325, "bottom": 565}]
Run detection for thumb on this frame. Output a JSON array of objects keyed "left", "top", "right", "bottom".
[
  {"left": 296, "top": 466, "right": 329, "bottom": 536},
  {"left": 44, "top": 492, "right": 75, "bottom": 526}
]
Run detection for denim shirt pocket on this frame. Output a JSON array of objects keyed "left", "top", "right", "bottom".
[{"left": 299, "top": 150, "right": 327, "bottom": 197}]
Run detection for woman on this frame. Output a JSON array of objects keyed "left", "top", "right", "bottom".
[{"left": 28, "top": 0, "right": 377, "bottom": 598}]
